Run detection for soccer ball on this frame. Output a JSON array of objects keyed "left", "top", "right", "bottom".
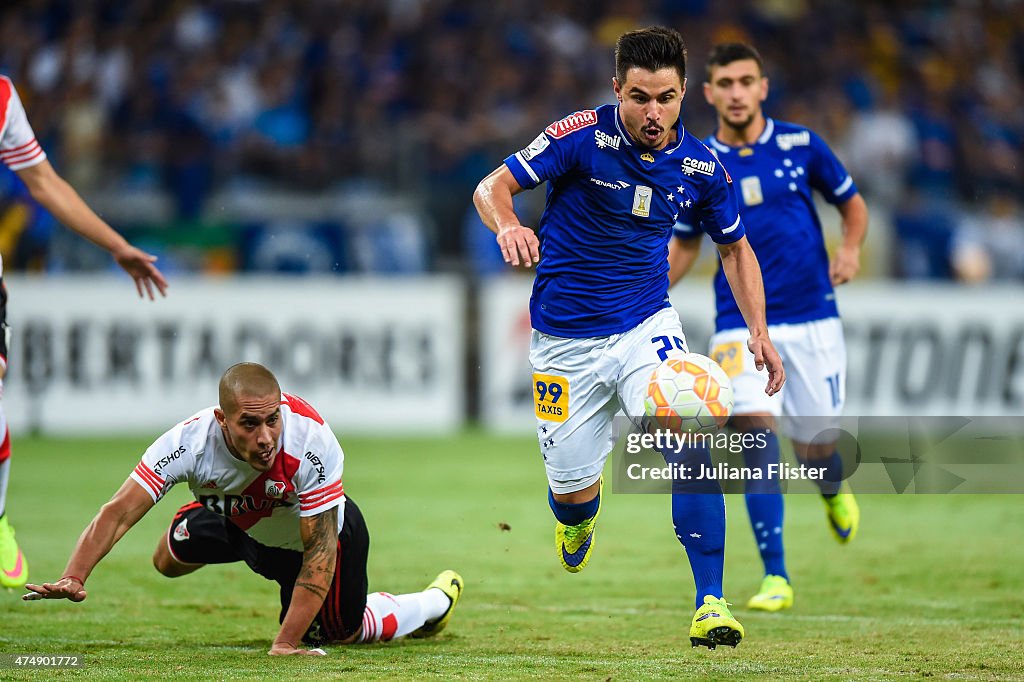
[{"left": 644, "top": 353, "right": 734, "bottom": 432}]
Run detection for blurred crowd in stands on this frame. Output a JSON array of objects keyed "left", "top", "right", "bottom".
[{"left": 0, "top": 0, "right": 1021, "bottom": 281}]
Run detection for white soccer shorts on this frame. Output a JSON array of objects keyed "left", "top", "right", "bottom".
[
  {"left": 529, "top": 308, "right": 688, "bottom": 494},
  {"left": 708, "top": 317, "right": 846, "bottom": 444}
]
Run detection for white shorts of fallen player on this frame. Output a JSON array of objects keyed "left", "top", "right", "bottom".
[
  {"left": 529, "top": 308, "right": 688, "bottom": 494},
  {"left": 709, "top": 316, "right": 846, "bottom": 444}
]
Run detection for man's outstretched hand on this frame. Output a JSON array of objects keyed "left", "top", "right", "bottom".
[
  {"left": 269, "top": 641, "right": 328, "bottom": 656},
  {"left": 23, "top": 576, "right": 87, "bottom": 602}
]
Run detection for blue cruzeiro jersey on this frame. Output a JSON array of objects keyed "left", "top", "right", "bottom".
[
  {"left": 504, "top": 104, "right": 745, "bottom": 338},
  {"left": 676, "top": 118, "right": 858, "bottom": 332}
]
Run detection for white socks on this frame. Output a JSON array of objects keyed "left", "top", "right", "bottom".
[{"left": 358, "top": 588, "right": 452, "bottom": 643}]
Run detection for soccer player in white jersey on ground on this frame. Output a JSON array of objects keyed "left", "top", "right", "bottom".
[
  {"left": 24, "top": 363, "right": 463, "bottom": 655},
  {"left": 669, "top": 43, "right": 869, "bottom": 612},
  {"left": 474, "top": 27, "right": 785, "bottom": 648},
  {"left": 0, "top": 75, "right": 168, "bottom": 590}
]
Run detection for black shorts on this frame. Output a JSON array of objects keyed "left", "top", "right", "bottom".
[{"left": 166, "top": 498, "right": 370, "bottom": 643}]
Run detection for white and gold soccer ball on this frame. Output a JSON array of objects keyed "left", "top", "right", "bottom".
[{"left": 644, "top": 353, "right": 734, "bottom": 432}]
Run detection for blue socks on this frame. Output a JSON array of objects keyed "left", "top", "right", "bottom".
[
  {"left": 548, "top": 487, "right": 600, "bottom": 525},
  {"left": 743, "top": 428, "right": 787, "bottom": 580},
  {"left": 665, "top": 445, "right": 726, "bottom": 609},
  {"left": 795, "top": 448, "right": 844, "bottom": 497}
]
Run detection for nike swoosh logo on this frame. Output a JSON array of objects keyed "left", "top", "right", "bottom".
[
  {"left": 830, "top": 519, "right": 852, "bottom": 538},
  {"left": 695, "top": 613, "right": 720, "bottom": 622},
  {"left": 560, "top": 534, "right": 593, "bottom": 566},
  {"left": 2, "top": 550, "right": 24, "bottom": 578}
]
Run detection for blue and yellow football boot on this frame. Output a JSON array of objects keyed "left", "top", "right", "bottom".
[
  {"left": 823, "top": 485, "right": 860, "bottom": 544},
  {"left": 555, "top": 480, "right": 602, "bottom": 573},
  {"left": 746, "top": 574, "right": 794, "bottom": 612},
  {"left": 690, "top": 595, "right": 744, "bottom": 649}
]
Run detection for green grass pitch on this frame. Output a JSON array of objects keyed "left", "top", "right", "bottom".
[{"left": 2, "top": 432, "right": 1023, "bottom": 681}]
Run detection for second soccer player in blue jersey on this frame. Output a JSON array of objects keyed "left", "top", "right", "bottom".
[{"left": 670, "top": 43, "right": 869, "bottom": 612}]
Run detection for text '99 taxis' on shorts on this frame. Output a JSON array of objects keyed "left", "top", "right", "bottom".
[
  {"left": 166, "top": 497, "right": 370, "bottom": 643},
  {"left": 709, "top": 317, "right": 846, "bottom": 443},
  {"left": 529, "top": 307, "right": 689, "bottom": 494}
]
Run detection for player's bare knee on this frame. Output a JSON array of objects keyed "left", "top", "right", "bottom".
[
  {"left": 153, "top": 548, "right": 175, "bottom": 576},
  {"left": 732, "top": 413, "right": 776, "bottom": 432},
  {"left": 792, "top": 439, "right": 836, "bottom": 461},
  {"left": 153, "top": 540, "right": 192, "bottom": 577},
  {"left": 155, "top": 556, "right": 201, "bottom": 578},
  {"left": 552, "top": 479, "right": 601, "bottom": 505},
  {"left": 153, "top": 552, "right": 174, "bottom": 576}
]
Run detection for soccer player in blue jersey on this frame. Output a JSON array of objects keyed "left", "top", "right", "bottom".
[
  {"left": 474, "top": 27, "right": 785, "bottom": 648},
  {"left": 668, "top": 43, "right": 869, "bottom": 612}
]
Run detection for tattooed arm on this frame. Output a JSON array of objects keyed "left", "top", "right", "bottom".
[{"left": 269, "top": 507, "right": 338, "bottom": 655}]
